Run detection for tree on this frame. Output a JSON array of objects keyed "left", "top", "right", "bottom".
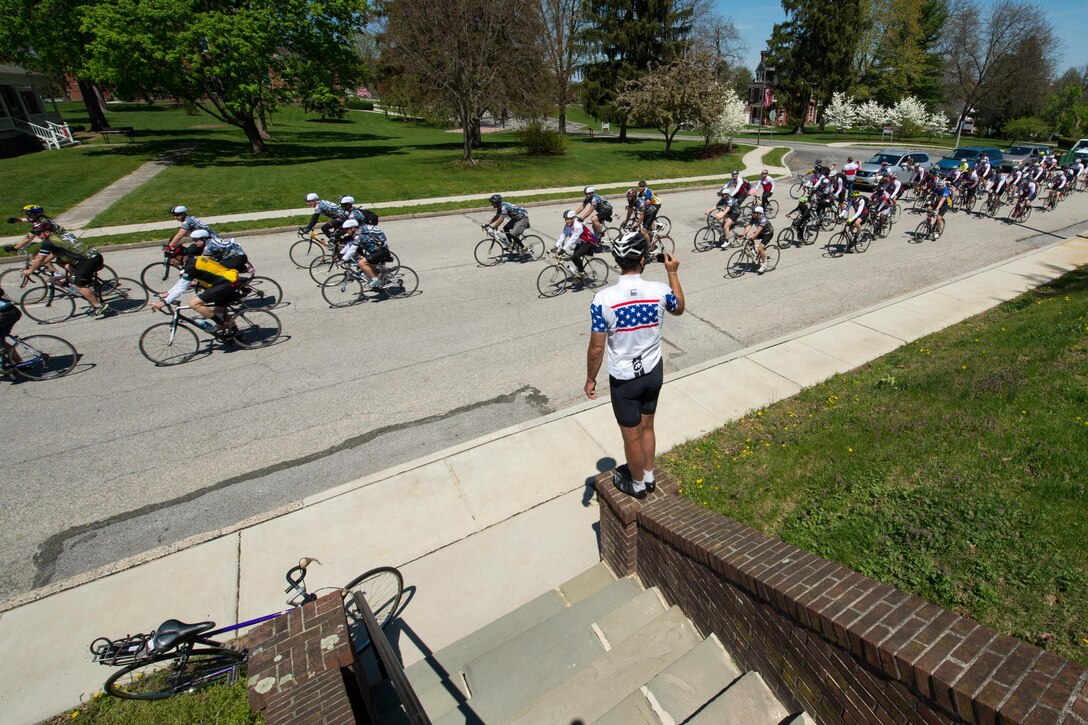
[
  {"left": 579, "top": 0, "right": 694, "bottom": 141},
  {"left": 856, "top": 99, "right": 888, "bottom": 137},
  {"left": 82, "top": 0, "right": 369, "bottom": 153},
  {"left": 854, "top": 0, "right": 948, "bottom": 107},
  {"left": 1004, "top": 116, "right": 1048, "bottom": 143},
  {"left": 538, "top": 0, "right": 588, "bottom": 134},
  {"left": 621, "top": 54, "right": 723, "bottom": 157},
  {"left": 825, "top": 92, "right": 858, "bottom": 133},
  {"left": 1042, "top": 68, "right": 1088, "bottom": 139},
  {"left": 924, "top": 109, "right": 948, "bottom": 138},
  {"left": 888, "top": 96, "right": 928, "bottom": 137},
  {"left": 707, "top": 88, "right": 747, "bottom": 151},
  {"left": 379, "top": 0, "right": 550, "bottom": 163}
]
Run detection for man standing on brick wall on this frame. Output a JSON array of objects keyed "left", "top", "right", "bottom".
[{"left": 585, "top": 231, "right": 686, "bottom": 498}]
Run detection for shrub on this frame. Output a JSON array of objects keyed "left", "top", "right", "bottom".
[
  {"left": 518, "top": 120, "right": 567, "bottom": 156},
  {"left": 345, "top": 98, "right": 374, "bottom": 111}
]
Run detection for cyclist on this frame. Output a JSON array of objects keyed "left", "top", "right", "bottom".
[
  {"left": 755, "top": 169, "right": 775, "bottom": 208},
  {"left": 22, "top": 222, "right": 110, "bottom": 317},
  {"left": 870, "top": 188, "right": 893, "bottom": 235},
  {"left": 1042, "top": 153, "right": 1058, "bottom": 173},
  {"left": 722, "top": 171, "right": 750, "bottom": 204},
  {"left": 990, "top": 168, "right": 1012, "bottom": 201},
  {"left": 167, "top": 206, "right": 215, "bottom": 248},
  {"left": 841, "top": 156, "right": 860, "bottom": 195},
  {"left": 1047, "top": 169, "right": 1068, "bottom": 202},
  {"left": 813, "top": 158, "right": 831, "bottom": 177},
  {"left": 707, "top": 187, "right": 742, "bottom": 241},
  {"left": 189, "top": 229, "right": 248, "bottom": 271},
  {"left": 785, "top": 195, "right": 816, "bottom": 240},
  {"left": 555, "top": 210, "right": 597, "bottom": 278},
  {"left": 7, "top": 204, "right": 72, "bottom": 252},
  {"left": 826, "top": 171, "right": 847, "bottom": 217},
  {"left": 1019, "top": 176, "right": 1038, "bottom": 205},
  {"left": 844, "top": 191, "right": 869, "bottom": 247},
  {"left": 152, "top": 248, "right": 242, "bottom": 331},
  {"left": 300, "top": 193, "right": 345, "bottom": 239},
  {"left": 637, "top": 181, "right": 663, "bottom": 227},
  {"left": 976, "top": 154, "right": 993, "bottom": 183},
  {"left": 0, "top": 284, "right": 21, "bottom": 364},
  {"left": 740, "top": 205, "right": 774, "bottom": 274},
  {"left": 962, "top": 168, "right": 981, "bottom": 208},
  {"left": 486, "top": 194, "right": 530, "bottom": 249},
  {"left": 339, "top": 195, "right": 379, "bottom": 226},
  {"left": 338, "top": 218, "right": 392, "bottom": 290},
  {"left": 1072, "top": 158, "right": 1086, "bottom": 187},
  {"left": 1030, "top": 162, "right": 1046, "bottom": 184},
  {"left": 574, "top": 186, "right": 613, "bottom": 237},
  {"left": 932, "top": 180, "right": 953, "bottom": 236},
  {"left": 624, "top": 188, "right": 660, "bottom": 247}
]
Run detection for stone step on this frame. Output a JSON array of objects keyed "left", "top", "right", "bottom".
[
  {"left": 786, "top": 713, "right": 819, "bottom": 725},
  {"left": 403, "top": 562, "right": 615, "bottom": 696},
  {"left": 504, "top": 606, "right": 703, "bottom": 725},
  {"left": 432, "top": 585, "right": 663, "bottom": 725},
  {"left": 686, "top": 671, "right": 791, "bottom": 725}
]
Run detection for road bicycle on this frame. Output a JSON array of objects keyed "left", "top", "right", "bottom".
[
  {"left": 611, "top": 213, "right": 672, "bottom": 239},
  {"left": 138, "top": 300, "right": 282, "bottom": 365},
  {"left": 1, "top": 332, "right": 78, "bottom": 380},
  {"left": 319, "top": 258, "right": 419, "bottom": 308},
  {"left": 912, "top": 208, "right": 944, "bottom": 242},
  {"left": 774, "top": 216, "right": 820, "bottom": 249},
  {"left": 866, "top": 212, "right": 892, "bottom": 240},
  {"left": 984, "top": 190, "right": 1004, "bottom": 217},
  {"left": 289, "top": 229, "right": 336, "bottom": 268},
  {"left": 745, "top": 195, "right": 779, "bottom": 219},
  {"left": 1008, "top": 197, "right": 1033, "bottom": 224},
  {"left": 954, "top": 186, "right": 978, "bottom": 214},
  {"left": 826, "top": 223, "right": 873, "bottom": 257},
  {"left": 1043, "top": 188, "right": 1063, "bottom": 211},
  {"left": 536, "top": 248, "right": 610, "bottom": 297},
  {"left": 90, "top": 559, "right": 404, "bottom": 700},
  {"left": 19, "top": 272, "right": 147, "bottom": 324},
  {"left": 308, "top": 243, "right": 401, "bottom": 285},
  {"left": 724, "top": 236, "right": 779, "bottom": 278},
  {"left": 692, "top": 220, "right": 741, "bottom": 252},
  {"left": 788, "top": 172, "right": 812, "bottom": 199},
  {"left": 1, "top": 249, "right": 118, "bottom": 296},
  {"left": 141, "top": 252, "right": 282, "bottom": 309},
  {"left": 474, "top": 226, "right": 545, "bottom": 266}
]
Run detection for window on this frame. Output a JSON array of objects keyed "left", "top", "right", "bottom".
[{"left": 18, "top": 88, "right": 42, "bottom": 114}]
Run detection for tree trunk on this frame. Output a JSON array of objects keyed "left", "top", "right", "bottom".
[
  {"left": 78, "top": 79, "right": 110, "bottom": 131},
  {"left": 558, "top": 106, "right": 567, "bottom": 134},
  {"left": 238, "top": 115, "right": 268, "bottom": 154},
  {"left": 256, "top": 107, "right": 272, "bottom": 140},
  {"left": 470, "top": 117, "right": 482, "bottom": 148},
  {"left": 663, "top": 127, "right": 672, "bottom": 158},
  {"left": 619, "top": 120, "right": 627, "bottom": 142}
]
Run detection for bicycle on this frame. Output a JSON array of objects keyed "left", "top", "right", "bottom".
[
  {"left": 774, "top": 216, "right": 820, "bottom": 249},
  {"left": 866, "top": 212, "right": 892, "bottom": 240},
  {"left": 693, "top": 221, "right": 737, "bottom": 252},
  {"left": 2, "top": 249, "right": 118, "bottom": 296},
  {"left": 289, "top": 229, "right": 336, "bottom": 268},
  {"left": 19, "top": 272, "right": 147, "bottom": 324},
  {"left": 826, "top": 223, "right": 873, "bottom": 257},
  {"left": 1008, "top": 197, "right": 1033, "bottom": 224},
  {"left": 474, "top": 226, "right": 545, "bottom": 266},
  {"left": 536, "top": 248, "right": 609, "bottom": 297},
  {"left": 788, "top": 172, "right": 811, "bottom": 199},
  {"left": 1, "top": 332, "right": 78, "bottom": 380},
  {"left": 319, "top": 258, "right": 419, "bottom": 308},
  {"left": 138, "top": 300, "right": 282, "bottom": 365},
  {"left": 724, "top": 236, "right": 779, "bottom": 277},
  {"left": 912, "top": 208, "right": 944, "bottom": 242},
  {"left": 1043, "top": 189, "right": 1060, "bottom": 211},
  {"left": 614, "top": 213, "right": 671, "bottom": 238},
  {"left": 984, "top": 190, "right": 1004, "bottom": 217},
  {"left": 90, "top": 559, "right": 404, "bottom": 700}
]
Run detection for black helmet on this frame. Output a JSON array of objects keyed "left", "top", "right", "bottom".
[
  {"left": 489, "top": 194, "right": 502, "bottom": 204},
  {"left": 611, "top": 231, "right": 646, "bottom": 262}
]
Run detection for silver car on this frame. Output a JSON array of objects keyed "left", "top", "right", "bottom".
[{"left": 854, "top": 150, "right": 932, "bottom": 189}]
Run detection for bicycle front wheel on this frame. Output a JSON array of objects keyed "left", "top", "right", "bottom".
[
  {"left": 854, "top": 231, "right": 873, "bottom": 254},
  {"left": 139, "top": 261, "right": 180, "bottom": 294},
  {"left": 229, "top": 309, "right": 282, "bottom": 349},
  {"left": 105, "top": 647, "right": 246, "bottom": 700},
  {"left": 289, "top": 239, "right": 324, "bottom": 268},
  {"left": 382, "top": 265, "right": 419, "bottom": 298},
  {"left": 139, "top": 322, "right": 200, "bottom": 366},
  {"left": 536, "top": 264, "right": 568, "bottom": 297},
  {"left": 321, "top": 272, "right": 364, "bottom": 308},
  {"left": 762, "top": 245, "right": 780, "bottom": 272},
  {"left": 7, "top": 335, "right": 78, "bottom": 380},
  {"left": 474, "top": 238, "right": 505, "bottom": 267},
  {"left": 240, "top": 276, "right": 284, "bottom": 309},
  {"left": 775, "top": 228, "right": 796, "bottom": 250},
  {"left": 520, "top": 234, "right": 545, "bottom": 261},
  {"left": 19, "top": 286, "right": 76, "bottom": 324},
  {"left": 343, "top": 567, "right": 405, "bottom": 653},
  {"left": 307, "top": 255, "right": 336, "bottom": 284},
  {"left": 655, "top": 235, "right": 676, "bottom": 254},
  {"left": 98, "top": 277, "right": 148, "bottom": 314},
  {"left": 653, "top": 216, "right": 671, "bottom": 236},
  {"left": 764, "top": 199, "right": 779, "bottom": 219},
  {"left": 693, "top": 226, "right": 719, "bottom": 252},
  {"left": 724, "top": 249, "right": 748, "bottom": 278},
  {"left": 827, "top": 232, "right": 848, "bottom": 258},
  {"left": 789, "top": 182, "right": 804, "bottom": 199}
]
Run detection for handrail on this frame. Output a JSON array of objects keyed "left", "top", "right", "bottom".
[
  {"left": 10, "top": 118, "right": 77, "bottom": 149},
  {"left": 350, "top": 591, "right": 431, "bottom": 725}
]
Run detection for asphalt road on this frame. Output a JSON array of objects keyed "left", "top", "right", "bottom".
[{"left": 4, "top": 147, "right": 1087, "bottom": 603}]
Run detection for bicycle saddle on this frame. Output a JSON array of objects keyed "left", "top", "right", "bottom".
[{"left": 152, "top": 619, "right": 216, "bottom": 652}]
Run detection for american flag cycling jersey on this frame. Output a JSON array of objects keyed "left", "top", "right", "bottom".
[{"left": 590, "top": 274, "right": 679, "bottom": 380}]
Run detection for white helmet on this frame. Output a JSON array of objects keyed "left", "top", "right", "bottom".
[
  {"left": 305, "top": 193, "right": 319, "bottom": 202},
  {"left": 584, "top": 186, "right": 596, "bottom": 195},
  {"left": 564, "top": 209, "right": 577, "bottom": 219},
  {"left": 753, "top": 206, "right": 764, "bottom": 214},
  {"left": 339, "top": 195, "right": 355, "bottom": 206},
  {"left": 611, "top": 231, "right": 647, "bottom": 261},
  {"left": 719, "top": 185, "right": 730, "bottom": 194},
  {"left": 170, "top": 205, "right": 187, "bottom": 215},
  {"left": 341, "top": 218, "right": 359, "bottom": 229},
  {"left": 190, "top": 229, "right": 210, "bottom": 240}
]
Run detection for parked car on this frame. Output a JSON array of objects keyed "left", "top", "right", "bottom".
[
  {"left": 1001, "top": 144, "right": 1051, "bottom": 168},
  {"left": 854, "top": 149, "right": 933, "bottom": 189},
  {"left": 935, "top": 146, "right": 1004, "bottom": 174}
]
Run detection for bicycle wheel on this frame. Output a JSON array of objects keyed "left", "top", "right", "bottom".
[
  {"left": 474, "top": 238, "right": 505, "bottom": 266},
  {"left": 343, "top": 567, "right": 405, "bottom": 652},
  {"left": 762, "top": 245, "right": 781, "bottom": 272},
  {"left": 724, "top": 249, "right": 749, "bottom": 278},
  {"left": 536, "top": 264, "right": 569, "bottom": 297},
  {"left": 0, "top": 266, "right": 43, "bottom": 294},
  {"left": 891, "top": 204, "right": 903, "bottom": 224},
  {"left": 228, "top": 309, "right": 282, "bottom": 349},
  {"left": 19, "top": 286, "right": 76, "bottom": 324},
  {"left": 912, "top": 221, "right": 931, "bottom": 242},
  {"left": 819, "top": 207, "right": 838, "bottom": 231},
  {"left": 139, "top": 322, "right": 200, "bottom": 366},
  {"left": 1019, "top": 204, "right": 1032, "bottom": 223},
  {"left": 98, "top": 264, "right": 119, "bottom": 287},
  {"left": 854, "top": 231, "right": 873, "bottom": 254},
  {"left": 655, "top": 235, "right": 676, "bottom": 254},
  {"left": 7, "top": 335, "right": 78, "bottom": 380},
  {"left": 582, "top": 258, "right": 609, "bottom": 289},
  {"left": 140, "top": 261, "right": 180, "bottom": 294},
  {"left": 382, "top": 265, "right": 419, "bottom": 298},
  {"left": 653, "top": 216, "right": 671, "bottom": 236},
  {"left": 307, "top": 255, "right": 336, "bottom": 284},
  {"left": 964, "top": 194, "right": 977, "bottom": 213},
  {"left": 827, "top": 232, "right": 848, "bottom": 258},
  {"left": 520, "top": 234, "right": 545, "bottom": 261},
  {"left": 764, "top": 199, "right": 779, "bottom": 219},
  {"left": 321, "top": 272, "right": 364, "bottom": 308},
  {"left": 789, "top": 182, "right": 804, "bottom": 199},
  {"left": 693, "top": 226, "right": 720, "bottom": 252},
  {"left": 801, "top": 223, "right": 819, "bottom": 245},
  {"left": 240, "top": 276, "right": 283, "bottom": 309},
  {"left": 775, "top": 228, "right": 796, "bottom": 250},
  {"left": 289, "top": 239, "right": 324, "bottom": 268},
  {"left": 98, "top": 277, "right": 148, "bottom": 314},
  {"left": 105, "top": 647, "right": 246, "bottom": 700}
]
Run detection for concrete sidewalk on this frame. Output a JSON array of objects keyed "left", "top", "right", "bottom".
[
  {"left": 2, "top": 146, "right": 786, "bottom": 244},
  {"left": 1, "top": 225, "right": 1085, "bottom": 723}
]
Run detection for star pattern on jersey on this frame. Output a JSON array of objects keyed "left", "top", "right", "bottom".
[{"left": 615, "top": 302, "right": 659, "bottom": 330}]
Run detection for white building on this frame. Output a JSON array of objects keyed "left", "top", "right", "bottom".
[{"left": 0, "top": 64, "right": 75, "bottom": 157}]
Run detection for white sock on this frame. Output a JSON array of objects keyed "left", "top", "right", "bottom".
[
  {"left": 643, "top": 470, "right": 655, "bottom": 484},
  {"left": 632, "top": 478, "right": 646, "bottom": 493}
]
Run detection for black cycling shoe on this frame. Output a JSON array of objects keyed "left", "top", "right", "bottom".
[
  {"left": 645, "top": 479, "right": 656, "bottom": 494},
  {"left": 613, "top": 467, "right": 647, "bottom": 499}
]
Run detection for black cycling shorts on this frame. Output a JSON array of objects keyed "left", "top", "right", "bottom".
[
  {"left": 365, "top": 248, "right": 393, "bottom": 265},
  {"left": 609, "top": 361, "right": 664, "bottom": 428},
  {"left": 70, "top": 253, "right": 104, "bottom": 287},
  {"left": 219, "top": 254, "right": 249, "bottom": 271},
  {"left": 596, "top": 207, "right": 613, "bottom": 223},
  {"left": 197, "top": 281, "right": 242, "bottom": 305},
  {"left": 0, "top": 304, "right": 21, "bottom": 340},
  {"left": 641, "top": 204, "right": 660, "bottom": 229}
]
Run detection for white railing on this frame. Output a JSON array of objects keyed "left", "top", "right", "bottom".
[
  {"left": 11, "top": 117, "right": 76, "bottom": 150},
  {"left": 46, "top": 120, "right": 74, "bottom": 145}
]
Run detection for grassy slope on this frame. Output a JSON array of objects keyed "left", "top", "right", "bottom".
[{"left": 661, "top": 267, "right": 1088, "bottom": 666}]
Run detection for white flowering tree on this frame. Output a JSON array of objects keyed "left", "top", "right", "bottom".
[
  {"left": 888, "top": 96, "right": 928, "bottom": 139},
  {"left": 824, "top": 92, "right": 858, "bottom": 134},
  {"left": 707, "top": 88, "right": 748, "bottom": 151},
  {"left": 856, "top": 99, "right": 888, "bottom": 138},
  {"left": 924, "top": 111, "right": 949, "bottom": 139}
]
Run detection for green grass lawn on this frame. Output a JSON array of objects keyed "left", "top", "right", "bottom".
[
  {"left": 661, "top": 266, "right": 1088, "bottom": 667},
  {"left": 51, "top": 680, "right": 260, "bottom": 724},
  {"left": 1, "top": 103, "right": 750, "bottom": 228}
]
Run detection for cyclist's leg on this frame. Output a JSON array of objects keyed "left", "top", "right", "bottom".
[
  {"left": 0, "top": 305, "right": 21, "bottom": 363},
  {"left": 571, "top": 242, "right": 592, "bottom": 275},
  {"left": 73, "top": 255, "right": 105, "bottom": 309}
]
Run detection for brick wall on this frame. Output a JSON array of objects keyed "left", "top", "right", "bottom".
[
  {"left": 247, "top": 591, "right": 373, "bottom": 724},
  {"left": 595, "top": 471, "right": 1088, "bottom": 725}
]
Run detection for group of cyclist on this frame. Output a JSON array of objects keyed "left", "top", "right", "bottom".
[{"left": 300, "top": 193, "right": 393, "bottom": 290}]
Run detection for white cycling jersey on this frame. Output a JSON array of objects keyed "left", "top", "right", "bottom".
[
  {"left": 555, "top": 219, "right": 586, "bottom": 255},
  {"left": 590, "top": 274, "right": 679, "bottom": 381}
]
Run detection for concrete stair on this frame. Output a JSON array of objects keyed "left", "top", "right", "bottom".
[{"left": 378, "top": 562, "right": 815, "bottom": 724}]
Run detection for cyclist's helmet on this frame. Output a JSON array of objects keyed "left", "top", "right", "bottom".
[
  {"left": 190, "top": 229, "right": 210, "bottom": 240},
  {"left": 305, "top": 192, "right": 319, "bottom": 202},
  {"left": 611, "top": 231, "right": 646, "bottom": 262},
  {"left": 753, "top": 206, "right": 764, "bottom": 214},
  {"left": 22, "top": 204, "right": 44, "bottom": 218},
  {"left": 730, "top": 170, "right": 740, "bottom": 177},
  {"left": 564, "top": 209, "right": 577, "bottom": 220},
  {"left": 761, "top": 169, "right": 769, "bottom": 175},
  {"left": 719, "top": 185, "right": 729, "bottom": 195},
  {"left": 815, "top": 159, "right": 823, "bottom": 166},
  {"left": 626, "top": 188, "right": 638, "bottom": 200},
  {"left": 170, "top": 205, "right": 188, "bottom": 216},
  {"left": 637, "top": 180, "right": 647, "bottom": 188},
  {"left": 799, "top": 195, "right": 809, "bottom": 204},
  {"left": 341, "top": 218, "right": 359, "bottom": 230},
  {"left": 583, "top": 185, "right": 595, "bottom": 195},
  {"left": 850, "top": 191, "right": 861, "bottom": 198},
  {"left": 489, "top": 194, "right": 502, "bottom": 205},
  {"left": 339, "top": 195, "right": 355, "bottom": 206}
]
